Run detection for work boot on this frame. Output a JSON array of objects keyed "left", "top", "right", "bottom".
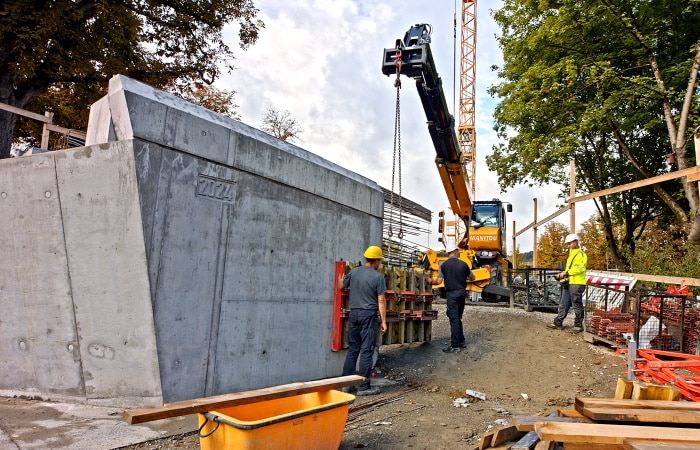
[
  {"left": 356, "top": 387, "right": 381, "bottom": 396},
  {"left": 571, "top": 326, "right": 584, "bottom": 334},
  {"left": 546, "top": 323, "right": 562, "bottom": 330},
  {"left": 442, "top": 345, "right": 461, "bottom": 353}
]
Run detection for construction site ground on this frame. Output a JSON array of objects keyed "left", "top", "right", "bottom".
[{"left": 0, "top": 302, "right": 624, "bottom": 449}]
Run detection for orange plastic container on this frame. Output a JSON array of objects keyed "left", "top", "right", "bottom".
[{"left": 198, "top": 389, "right": 355, "bottom": 450}]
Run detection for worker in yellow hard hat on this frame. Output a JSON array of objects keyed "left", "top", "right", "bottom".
[{"left": 340, "top": 245, "right": 387, "bottom": 396}]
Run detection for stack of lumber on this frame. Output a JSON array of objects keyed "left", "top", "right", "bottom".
[{"left": 472, "top": 379, "right": 700, "bottom": 450}]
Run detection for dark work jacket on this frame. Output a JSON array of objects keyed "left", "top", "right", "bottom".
[{"left": 439, "top": 256, "right": 472, "bottom": 292}]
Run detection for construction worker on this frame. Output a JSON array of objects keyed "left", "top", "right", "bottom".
[
  {"left": 427, "top": 248, "right": 475, "bottom": 353},
  {"left": 548, "top": 234, "right": 588, "bottom": 333},
  {"left": 341, "top": 245, "right": 387, "bottom": 396}
]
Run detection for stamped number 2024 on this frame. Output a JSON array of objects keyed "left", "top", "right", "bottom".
[{"left": 196, "top": 175, "right": 235, "bottom": 203}]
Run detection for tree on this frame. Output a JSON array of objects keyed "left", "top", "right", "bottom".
[
  {"left": 169, "top": 82, "right": 241, "bottom": 120},
  {"left": 536, "top": 222, "right": 569, "bottom": 269},
  {"left": 489, "top": 0, "right": 700, "bottom": 269},
  {"left": 511, "top": 246, "right": 532, "bottom": 269},
  {"left": 577, "top": 214, "right": 607, "bottom": 271},
  {"left": 260, "top": 106, "right": 303, "bottom": 142},
  {"left": 0, "top": 0, "right": 264, "bottom": 159}
]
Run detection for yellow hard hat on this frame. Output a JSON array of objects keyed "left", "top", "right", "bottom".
[{"left": 363, "top": 245, "right": 383, "bottom": 259}]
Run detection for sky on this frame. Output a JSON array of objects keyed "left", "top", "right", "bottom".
[{"left": 215, "top": 0, "right": 597, "bottom": 253}]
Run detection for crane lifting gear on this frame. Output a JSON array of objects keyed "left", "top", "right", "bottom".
[
  {"left": 382, "top": 23, "right": 473, "bottom": 228},
  {"left": 381, "top": 24, "right": 512, "bottom": 302}
]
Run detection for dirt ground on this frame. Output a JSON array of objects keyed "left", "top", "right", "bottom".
[{"left": 117, "top": 302, "right": 624, "bottom": 450}]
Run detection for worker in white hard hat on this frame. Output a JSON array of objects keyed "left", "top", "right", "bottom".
[
  {"left": 547, "top": 234, "right": 588, "bottom": 333},
  {"left": 340, "top": 245, "right": 387, "bottom": 396}
]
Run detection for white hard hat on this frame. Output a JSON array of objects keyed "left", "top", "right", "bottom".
[{"left": 564, "top": 233, "right": 579, "bottom": 243}]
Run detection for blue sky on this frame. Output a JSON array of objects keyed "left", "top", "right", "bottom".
[{"left": 216, "top": 0, "right": 596, "bottom": 253}]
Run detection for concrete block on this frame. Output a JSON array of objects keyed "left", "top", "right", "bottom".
[{"left": 1, "top": 75, "right": 384, "bottom": 406}]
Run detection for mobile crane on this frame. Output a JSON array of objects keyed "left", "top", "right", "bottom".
[{"left": 382, "top": 23, "right": 512, "bottom": 301}]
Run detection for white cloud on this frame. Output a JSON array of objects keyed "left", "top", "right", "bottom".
[{"left": 217, "top": 0, "right": 596, "bottom": 253}]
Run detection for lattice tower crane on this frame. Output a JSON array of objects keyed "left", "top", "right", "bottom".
[
  {"left": 444, "top": 0, "right": 477, "bottom": 247},
  {"left": 458, "top": 0, "right": 477, "bottom": 200}
]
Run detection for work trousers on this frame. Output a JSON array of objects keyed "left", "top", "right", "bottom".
[
  {"left": 342, "top": 309, "right": 378, "bottom": 390},
  {"left": 554, "top": 284, "right": 586, "bottom": 327},
  {"left": 446, "top": 289, "right": 467, "bottom": 347}
]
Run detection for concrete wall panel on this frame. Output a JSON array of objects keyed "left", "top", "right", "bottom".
[
  {"left": 0, "top": 154, "right": 83, "bottom": 398},
  {"left": 54, "top": 142, "right": 162, "bottom": 405}
]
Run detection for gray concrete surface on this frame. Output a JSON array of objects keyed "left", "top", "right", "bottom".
[
  {"left": 0, "top": 396, "right": 197, "bottom": 449},
  {"left": 1, "top": 74, "right": 384, "bottom": 408}
]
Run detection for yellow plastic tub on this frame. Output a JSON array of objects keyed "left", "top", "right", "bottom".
[{"left": 198, "top": 389, "right": 355, "bottom": 450}]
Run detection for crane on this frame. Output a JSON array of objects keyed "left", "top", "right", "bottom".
[
  {"left": 458, "top": 1, "right": 477, "bottom": 200},
  {"left": 381, "top": 20, "right": 512, "bottom": 302}
]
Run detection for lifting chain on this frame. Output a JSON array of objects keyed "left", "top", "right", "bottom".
[{"left": 390, "top": 53, "right": 404, "bottom": 244}]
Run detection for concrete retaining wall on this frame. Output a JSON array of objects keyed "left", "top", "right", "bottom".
[{"left": 0, "top": 75, "right": 383, "bottom": 407}]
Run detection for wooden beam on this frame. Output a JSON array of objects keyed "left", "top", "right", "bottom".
[
  {"left": 124, "top": 375, "right": 364, "bottom": 424},
  {"left": 516, "top": 204, "right": 570, "bottom": 237},
  {"left": 629, "top": 272, "right": 700, "bottom": 287},
  {"left": 0, "top": 102, "right": 53, "bottom": 123},
  {"left": 631, "top": 381, "right": 680, "bottom": 401},
  {"left": 44, "top": 123, "right": 87, "bottom": 138},
  {"left": 581, "top": 407, "right": 700, "bottom": 425},
  {"left": 535, "top": 422, "right": 700, "bottom": 445},
  {"left": 574, "top": 397, "right": 700, "bottom": 412},
  {"left": 491, "top": 425, "right": 526, "bottom": 446},
  {"left": 615, "top": 377, "right": 634, "bottom": 399},
  {"left": 513, "top": 415, "right": 592, "bottom": 432},
  {"left": 569, "top": 166, "right": 700, "bottom": 203},
  {"left": 563, "top": 444, "right": 625, "bottom": 450},
  {"left": 624, "top": 439, "right": 700, "bottom": 450}
]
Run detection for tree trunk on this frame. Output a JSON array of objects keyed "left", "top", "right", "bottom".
[
  {"left": 0, "top": 72, "right": 43, "bottom": 159},
  {"left": 0, "top": 108, "right": 17, "bottom": 159}
]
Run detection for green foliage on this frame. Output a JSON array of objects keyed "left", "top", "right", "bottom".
[
  {"left": 512, "top": 246, "right": 532, "bottom": 269},
  {"left": 626, "top": 220, "right": 700, "bottom": 280},
  {"left": 0, "top": 0, "right": 264, "bottom": 158},
  {"left": 491, "top": 0, "right": 700, "bottom": 270},
  {"left": 577, "top": 214, "right": 607, "bottom": 270}
]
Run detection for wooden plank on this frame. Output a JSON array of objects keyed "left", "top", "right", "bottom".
[
  {"left": 0, "top": 102, "right": 53, "bottom": 123},
  {"left": 511, "top": 431, "right": 540, "bottom": 450},
  {"left": 513, "top": 415, "right": 592, "bottom": 432},
  {"left": 563, "top": 443, "right": 625, "bottom": 450},
  {"left": 124, "top": 375, "right": 364, "bottom": 424},
  {"left": 624, "top": 439, "right": 700, "bottom": 450},
  {"left": 581, "top": 406, "right": 700, "bottom": 424},
  {"left": 615, "top": 377, "right": 634, "bottom": 399},
  {"left": 631, "top": 381, "right": 680, "bottom": 401},
  {"left": 490, "top": 443, "right": 517, "bottom": 450},
  {"left": 575, "top": 397, "right": 694, "bottom": 412},
  {"left": 479, "top": 431, "right": 496, "bottom": 449},
  {"left": 534, "top": 442, "right": 554, "bottom": 450},
  {"left": 570, "top": 166, "right": 700, "bottom": 203},
  {"left": 534, "top": 422, "right": 700, "bottom": 445},
  {"left": 491, "top": 425, "right": 526, "bottom": 446},
  {"left": 558, "top": 409, "right": 585, "bottom": 418}
]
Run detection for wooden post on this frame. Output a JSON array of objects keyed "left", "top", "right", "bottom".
[
  {"left": 40, "top": 111, "right": 54, "bottom": 149},
  {"left": 512, "top": 220, "right": 517, "bottom": 268},
  {"left": 569, "top": 160, "right": 576, "bottom": 233},
  {"left": 533, "top": 198, "right": 538, "bottom": 267}
]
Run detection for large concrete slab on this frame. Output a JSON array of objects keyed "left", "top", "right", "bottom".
[{"left": 1, "top": 75, "right": 384, "bottom": 406}]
